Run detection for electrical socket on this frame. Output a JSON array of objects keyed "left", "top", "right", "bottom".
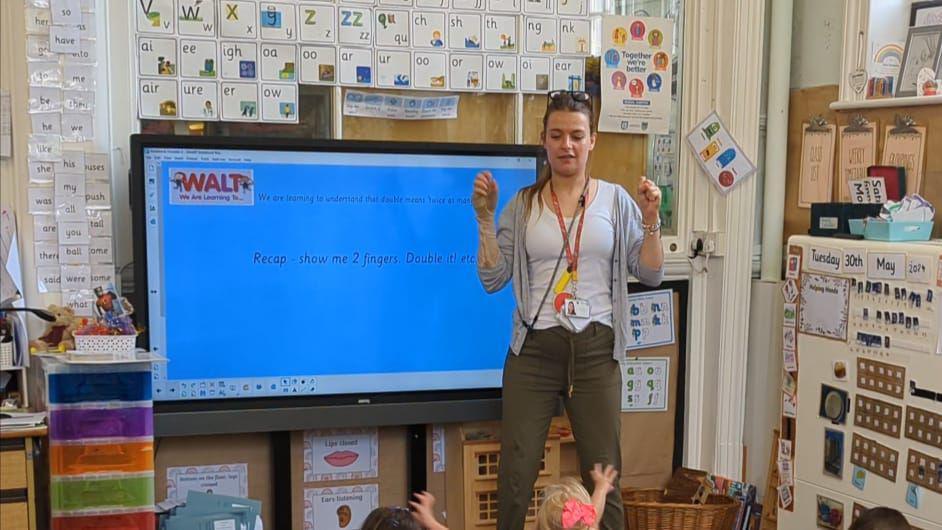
[{"left": 690, "top": 231, "right": 717, "bottom": 254}]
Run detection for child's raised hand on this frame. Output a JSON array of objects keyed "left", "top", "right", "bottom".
[
  {"left": 410, "top": 491, "right": 448, "bottom": 530},
  {"left": 590, "top": 463, "right": 618, "bottom": 495}
]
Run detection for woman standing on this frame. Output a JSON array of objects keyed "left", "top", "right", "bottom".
[{"left": 474, "top": 90, "right": 664, "bottom": 530}]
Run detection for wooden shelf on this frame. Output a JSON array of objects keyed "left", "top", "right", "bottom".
[
  {"left": 829, "top": 95, "right": 942, "bottom": 111},
  {"left": 0, "top": 426, "right": 47, "bottom": 439}
]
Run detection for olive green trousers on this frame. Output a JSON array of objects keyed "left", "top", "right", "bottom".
[{"left": 498, "top": 322, "right": 624, "bottom": 530}]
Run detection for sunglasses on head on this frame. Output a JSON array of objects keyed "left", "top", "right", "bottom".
[{"left": 547, "top": 90, "right": 591, "bottom": 104}]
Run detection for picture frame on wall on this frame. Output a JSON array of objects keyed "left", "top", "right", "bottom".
[
  {"left": 895, "top": 24, "right": 942, "bottom": 97},
  {"left": 910, "top": 1, "right": 942, "bottom": 27}
]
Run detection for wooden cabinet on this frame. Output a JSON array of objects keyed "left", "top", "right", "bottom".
[{"left": 0, "top": 428, "right": 46, "bottom": 530}]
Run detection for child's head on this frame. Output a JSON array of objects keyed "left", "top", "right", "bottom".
[
  {"left": 361, "top": 507, "right": 422, "bottom": 530},
  {"left": 848, "top": 507, "right": 911, "bottom": 530},
  {"left": 537, "top": 477, "right": 596, "bottom": 530}
]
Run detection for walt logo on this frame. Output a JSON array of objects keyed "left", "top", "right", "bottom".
[{"left": 169, "top": 169, "right": 255, "bottom": 206}]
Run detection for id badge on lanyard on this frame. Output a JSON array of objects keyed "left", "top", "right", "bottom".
[{"left": 550, "top": 181, "right": 591, "bottom": 331}]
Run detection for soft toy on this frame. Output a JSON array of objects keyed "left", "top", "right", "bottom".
[{"left": 29, "top": 305, "right": 82, "bottom": 352}]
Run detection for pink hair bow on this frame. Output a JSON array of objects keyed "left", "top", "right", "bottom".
[{"left": 561, "top": 499, "right": 597, "bottom": 529}]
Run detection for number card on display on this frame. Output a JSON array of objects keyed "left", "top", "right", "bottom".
[{"left": 621, "top": 357, "right": 669, "bottom": 411}]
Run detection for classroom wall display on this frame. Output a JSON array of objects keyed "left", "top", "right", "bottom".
[
  {"left": 133, "top": 0, "right": 593, "bottom": 122},
  {"left": 798, "top": 272, "right": 850, "bottom": 341},
  {"left": 625, "top": 289, "right": 675, "bottom": 350},
  {"left": 304, "top": 484, "right": 379, "bottom": 530},
  {"left": 303, "top": 428, "right": 379, "bottom": 482},
  {"left": 685, "top": 111, "right": 757, "bottom": 195},
  {"left": 166, "top": 463, "right": 249, "bottom": 501},
  {"left": 25, "top": 0, "right": 116, "bottom": 314},
  {"left": 599, "top": 16, "right": 673, "bottom": 135},
  {"left": 620, "top": 356, "right": 669, "bottom": 411},
  {"left": 778, "top": 236, "right": 942, "bottom": 530}
]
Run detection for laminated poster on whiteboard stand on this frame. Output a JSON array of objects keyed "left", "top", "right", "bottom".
[
  {"left": 626, "top": 289, "right": 674, "bottom": 350},
  {"left": 621, "top": 356, "right": 669, "bottom": 412},
  {"left": 686, "top": 111, "right": 757, "bottom": 195}
]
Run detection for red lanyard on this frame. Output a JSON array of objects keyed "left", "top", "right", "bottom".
[{"left": 549, "top": 179, "right": 589, "bottom": 277}]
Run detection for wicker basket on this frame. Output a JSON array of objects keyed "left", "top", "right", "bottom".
[{"left": 622, "top": 488, "right": 741, "bottom": 530}]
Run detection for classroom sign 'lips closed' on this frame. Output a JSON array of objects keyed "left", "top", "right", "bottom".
[{"left": 169, "top": 168, "right": 255, "bottom": 205}]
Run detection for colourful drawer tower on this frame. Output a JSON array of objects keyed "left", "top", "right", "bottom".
[{"left": 44, "top": 361, "right": 155, "bottom": 530}]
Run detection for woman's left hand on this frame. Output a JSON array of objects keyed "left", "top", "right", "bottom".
[{"left": 637, "top": 176, "right": 661, "bottom": 223}]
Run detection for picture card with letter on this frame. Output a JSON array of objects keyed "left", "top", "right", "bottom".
[{"left": 299, "top": 45, "right": 337, "bottom": 85}]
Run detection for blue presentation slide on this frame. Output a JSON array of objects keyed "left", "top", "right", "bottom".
[{"left": 147, "top": 149, "right": 534, "bottom": 393}]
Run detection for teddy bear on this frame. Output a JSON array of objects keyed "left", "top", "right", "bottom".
[{"left": 29, "top": 305, "right": 82, "bottom": 353}]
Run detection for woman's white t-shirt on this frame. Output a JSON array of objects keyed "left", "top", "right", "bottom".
[{"left": 524, "top": 181, "right": 616, "bottom": 330}]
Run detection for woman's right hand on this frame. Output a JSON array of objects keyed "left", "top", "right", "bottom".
[{"left": 472, "top": 170, "right": 499, "bottom": 222}]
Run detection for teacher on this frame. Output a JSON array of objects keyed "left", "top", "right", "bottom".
[{"left": 473, "top": 90, "right": 665, "bottom": 530}]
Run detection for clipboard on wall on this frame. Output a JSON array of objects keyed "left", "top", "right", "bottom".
[
  {"left": 881, "top": 115, "right": 926, "bottom": 195},
  {"left": 838, "top": 115, "right": 877, "bottom": 202}
]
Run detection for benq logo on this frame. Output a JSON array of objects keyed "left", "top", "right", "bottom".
[{"left": 169, "top": 169, "right": 254, "bottom": 206}]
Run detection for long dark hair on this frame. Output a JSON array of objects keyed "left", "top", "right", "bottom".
[{"left": 523, "top": 92, "right": 596, "bottom": 219}]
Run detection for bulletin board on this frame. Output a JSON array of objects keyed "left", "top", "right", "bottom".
[
  {"left": 782, "top": 85, "right": 942, "bottom": 241},
  {"left": 131, "top": 0, "right": 593, "bottom": 123}
]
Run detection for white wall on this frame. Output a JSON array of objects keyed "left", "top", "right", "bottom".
[
  {"left": 743, "top": 279, "right": 784, "bottom": 499},
  {"left": 790, "top": 0, "right": 844, "bottom": 89}
]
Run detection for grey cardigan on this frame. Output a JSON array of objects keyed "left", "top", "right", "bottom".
[{"left": 477, "top": 180, "right": 664, "bottom": 361}]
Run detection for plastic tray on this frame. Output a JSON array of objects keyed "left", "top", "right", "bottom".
[
  {"left": 48, "top": 371, "right": 152, "bottom": 404},
  {"left": 848, "top": 218, "right": 866, "bottom": 236},
  {"left": 864, "top": 220, "right": 933, "bottom": 241},
  {"left": 49, "top": 407, "right": 153, "bottom": 441},
  {"left": 52, "top": 511, "right": 154, "bottom": 530},
  {"left": 51, "top": 474, "right": 154, "bottom": 513},
  {"left": 51, "top": 441, "right": 154, "bottom": 476}
]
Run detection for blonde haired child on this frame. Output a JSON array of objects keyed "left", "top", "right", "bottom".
[
  {"left": 410, "top": 463, "right": 618, "bottom": 530},
  {"left": 536, "top": 464, "right": 618, "bottom": 530}
]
